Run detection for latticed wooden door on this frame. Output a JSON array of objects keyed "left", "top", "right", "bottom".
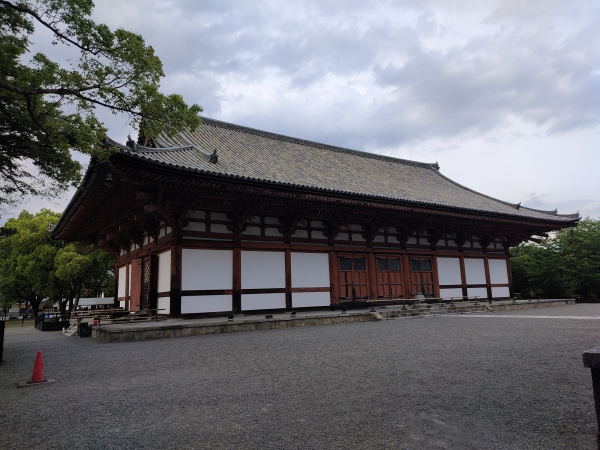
[
  {"left": 376, "top": 255, "right": 404, "bottom": 298},
  {"left": 338, "top": 254, "right": 369, "bottom": 301},
  {"left": 141, "top": 257, "right": 151, "bottom": 310},
  {"left": 409, "top": 257, "right": 434, "bottom": 297}
]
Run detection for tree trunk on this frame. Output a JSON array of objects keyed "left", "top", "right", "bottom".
[
  {"left": 71, "top": 290, "right": 81, "bottom": 318},
  {"left": 29, "top": 296, "right": 43, "bottom": 318}
]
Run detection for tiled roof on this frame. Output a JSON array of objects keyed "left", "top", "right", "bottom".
[{"left": 113, "top": 117, "right": 578, "bottom": 223}]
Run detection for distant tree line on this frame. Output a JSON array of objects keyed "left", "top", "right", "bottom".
[
  {"left": 0, "top": 209, "right": 114, "bottom": 318},
  {"left": 511, "top": 218, "right": 600, "bottom": 301}
]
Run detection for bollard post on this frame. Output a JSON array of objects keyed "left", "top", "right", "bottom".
[{"left": 582, "top": 348, "right": 600, "bottom": 449}]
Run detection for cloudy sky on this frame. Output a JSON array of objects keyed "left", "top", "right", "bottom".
[{"left": 5, "top": 0, "right": 600, "bottom": 222}]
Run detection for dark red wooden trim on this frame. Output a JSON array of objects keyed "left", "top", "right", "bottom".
[
  {"left": 182, "top": 289, "right": 234, "bottom": 296},
  {"left": 150, "top": 253, "right": 159, "bottom": 311},
  {"left": 241, "top": 288, "right": 286, "bottom": 295},
  {"left": 402, "top": 254, "right": 411, "bottom": 299},
  {"left": 170, "top": 244, "right": 182, "bottom": 316},
  {"left": 130, "top": 258, "right": 142, "bottom": 311},
  {"left": 484, "top": 255, "right": 492, "bottom": 300},
  {"left": 459, "top": 254, "right": 467, "bottom": 298},
  {"left": 431, "top": 254, "right": 441, "bottom": 298},
  {"left": 232, "top": 247, "right": 241, "bottom": 314},
  {"left": 157, "top": 292, "right": 170, "bottom": 298},
  {"left": 290, "top": 287, "right": 330, "bottom": 293},
  {"left": 329, "top": 251, "right": 340, "bottom": 305},
  {"left": 506, "top": 257, "right": 514, "bottom": 298},
  {"left": 439, "top": 284, "right": 463, "bottom": 289},
  {"left": 285, "top": 249, "right": 292, "bottom": 309},
  {"left": 367, "top": 253, "right": 377, "bottom": 301}
]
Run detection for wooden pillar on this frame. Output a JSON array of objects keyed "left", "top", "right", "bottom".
[
  {"left": 402, "top": 254, "right": 411, "bottom": 298},
  {"left": 367, "top": 252, "right": 378, "bottom": 300},
  {"left": 170, "top": 245, "right": 182, "bottom": 317},
  {"left": 285, "top": 249, "right": 292, "bottom": 309},
  {"left": 459, "top": 254, "right": 467, "bottom": 298},
  {"left": 113, "top": 264, "right": 120, "bottom": 309},
  {"left": 150, "top": 253, "right": 159, "bottom": 311},
  {"left": 130, "top": 259, "right": 142, "bottom": 311},
  {"left": 484, "top": 255, "right": 492, "bottom": 300},
  {"left": 232, "top": 247, "right": 241, "bottom": 314},
  {"left": 329, "top": 251, "right": 340, "bottom": 305},
  {"left": 505, "top": 256, "right": 515, "bottom": 298},
  {"left": 431, "top": 254, "right": 441, "bottom": 299}
]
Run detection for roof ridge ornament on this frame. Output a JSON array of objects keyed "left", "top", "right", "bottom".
[
  {"left": 210, "top": 149, "right": 218, "bottom": 164},
  {"left": 126, "top": 135, "right": 135, "bottom": 148}
]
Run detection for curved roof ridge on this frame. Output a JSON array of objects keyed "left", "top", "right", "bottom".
[
  {"left": 429, "top": 167, "right": 580, "bottom": 221},
  {"left": 131, "top": 142, "right": 193, "bottom": 153},
  {"left": 196, "top": 117, "right": 440, "bottom": 170},
  {"left": 105, "top": 136, "right": 194, "bottom": 153}
]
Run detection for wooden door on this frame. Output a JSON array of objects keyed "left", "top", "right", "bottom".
[
  {"left": 376, "top": 255, "right": 404, "bottom": 298},
  {"left": 141, "top": 257, "right": 151, "bottom": 310},
  {"left": 409, "top": 257, "right": 434, "bottom": 297},
  {"left": 338, "top": 254, "right": 369, "bottom": 301}
]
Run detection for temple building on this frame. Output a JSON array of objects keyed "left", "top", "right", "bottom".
[{"left": 52, "top": 118, "right": 579, "bottom": 316}]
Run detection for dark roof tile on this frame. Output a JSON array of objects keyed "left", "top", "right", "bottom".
[{"left": 114, "top": 118, "right": 578, "bottom": 223}]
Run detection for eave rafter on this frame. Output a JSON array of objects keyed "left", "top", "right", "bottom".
[{"left": 73, "top": 156, "right": 576, "bottom": 253}]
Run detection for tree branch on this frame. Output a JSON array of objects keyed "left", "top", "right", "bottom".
[{"left": 0, "top": 0, "right": 108, "bottom": 56}]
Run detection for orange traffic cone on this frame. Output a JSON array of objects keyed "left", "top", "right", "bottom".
[
  {"left": 18, "top": 350, "right": 55, "bottom": 387},
  {"left": 31, "top": 350, "right": 45, "bottom": 383}
]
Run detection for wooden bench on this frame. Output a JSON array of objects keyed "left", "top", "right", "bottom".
[{"left": 446, "top": 296, "right": 481, "bottom": 306}]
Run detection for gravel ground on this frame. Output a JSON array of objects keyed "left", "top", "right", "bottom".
[{"left": 1, "top": 303, "right": 598, "bottom": 449}]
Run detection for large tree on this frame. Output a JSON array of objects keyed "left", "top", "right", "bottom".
[
  {"left": 511, "top": 218, "right": 600, "bottom": 300},
  {"left": 0, "top": 0, "right": 202, "bottom": 207},
  {"left": 0, "top": 209, "right": 115, "bottom": 317}
]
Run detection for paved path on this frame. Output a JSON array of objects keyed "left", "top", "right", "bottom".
[{"left": 1, "top": 303, "right": 599, "bottom": 449}]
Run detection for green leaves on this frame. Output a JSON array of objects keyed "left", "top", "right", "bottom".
[
  {"left": 0, "top": 209, "right": 115, "bottom": 316},
  {"left": 511, "top": 218, "right": 600, "bottom": 300},
  {"left": 0, "top": 0, "right": 201, "bottom": 207}
]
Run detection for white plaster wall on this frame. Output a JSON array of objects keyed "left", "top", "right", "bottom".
[
  {"left": 211, "top": 212, "right": 230, "bottom": 221},
  {"left": 465, "top": 259, "right": 486, "bottom": 284},
  {"left": 265, "top": 227, "right": 282, "bottom": 237},
  {"left": 157, "top": 297, "right": 170, "bottom": 315},
  {"left": 264, "top": 217, "right": 280, "bottom": 225},
  {"left": 291, "top": 253, "right": 330, "bottom": 288},
  {"left": 440, "top": 288, "right": 463, "bottom": 298},
  {"left": 241, "top": 251, "right": 285, "bottom": 289},
  {"left": 242, "top": 293, "right": 286, "bottom": 310},
  {"left": 117, "top": 266, "right": 127, "bottom": 297},
  {"left": 210, "top": 224, "right": 231, "bottom": 234},
  {"left": 243, "top": 226, "right": 261, "bottom": 236},
  {"left": 467, "top": 287, "right": 488, "bottom": 299},
  {"left": 182, "top": 295, "right": 231, "bottom": 313},
  {"left": 312, "top": 230, "right": 327, "bottom": 240},
  {"left": 492, "top": 287, "right": 511, "bottom": 298},
  {"left": 190, "top": 210, "right": 206, "bottom": 219},
  {"left": 489, "top": 259, "right": 509, "bottom": 284},
  {"left": 183, "top": 222, "right": 206, "bottom": 232},
  {"left": 182, "top": 249, "right": 233, "bottom": 290},
  {"left": 437, "top": 258, "right": 462, "bottom": 285},
  {"left": 292, "top": 292, "right": 330, "bottom": 308},
  {"left": 128, "top": 264, "right": 132, "bottom": 295},
  {"left": 157, "top": 251, "right": 171, "bottom": 293}
]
